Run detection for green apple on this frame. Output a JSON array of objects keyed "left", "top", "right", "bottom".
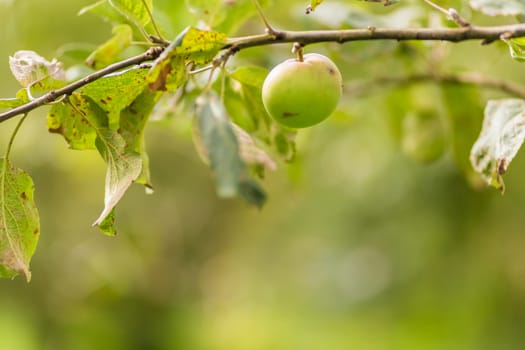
[{"left": 262, "top": 53, "right": 342, "bottom": 128}]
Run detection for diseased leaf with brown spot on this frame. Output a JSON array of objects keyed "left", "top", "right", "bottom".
[
  {"left": 147, "top": 27, "right": 227, "bottom": 92},
  {"left": 78, "top": 68, "right": 148, "bottom": 129},
  {"left": 119, "top": 90, "right": 161, "bottom": 190},
  {"left": 0, "top": 159, "right": 40, "bottom": 281},
  {"left": 47, "top": 94, "right": 107, "bottom": 150}
]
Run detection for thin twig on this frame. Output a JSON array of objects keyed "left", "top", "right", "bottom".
[
  {"left": 250, "top": 0, "right": 277, "bottom": 34},
  {"left": 4, "top": 113, "right": 28, "bottom": 159},
  {"left": 141, "top": 0, "right": 164, "bottom": 41},
  {"left": 423, "top": 0, "right": 470, "bottom": 27},
  {"left": 3, "top": 23, "right": 525, "bottom": 123}
]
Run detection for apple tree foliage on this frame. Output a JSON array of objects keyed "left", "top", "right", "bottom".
[{"left": 1, "top": 0, "right": 525, "bottom": 280}]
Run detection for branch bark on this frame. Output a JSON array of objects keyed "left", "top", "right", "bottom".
[
  {"left": 2, "top": 23, "right": 525, "bottom": 123},
  {"left": 0, "top": 47, "right": 164, "bottom": 124},
  {"left": 225, "top": 23, "right": 525, "bottom": 49}
]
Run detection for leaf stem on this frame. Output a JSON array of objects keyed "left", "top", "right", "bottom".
[
  {"left": 141, "top": 0, "right": 164, "bottom": 41},
  {"left": 4, "top": 113, "right": 28, "bottom": 160}
]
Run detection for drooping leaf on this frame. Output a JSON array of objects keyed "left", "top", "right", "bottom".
[
  {"left": 85, "top": 24, "right": 133, "bottom": 69},
  {"left": 470, "top": 0, "right": 525, "bottom": 16},
  {"left": 93, "top": 129, "right": 142, "bottom": 228},
  {"left": 9, "top": 50, "right": 65, "bottom": 90},
  {"left": 78, "top": 68, "right": 149, "bottom": 129},
  {"left": 148, "top": 27, "right": 227, "bottom": 91},
  {"left": 0, "top": 159, "right": 40, "bottom": 281},
  {"left": 47, "top": 94, "right": 106, "bottom": 150},
  {"left": 504, "top": 37, "right": 525, "bottom": 62},
  {"left": 109, "top": 0, "right": 153, "bottom": 26},
  {"left": 470, "top": 99, "right": 525, "bottom": 192},
  {"left": 119, "top": 90, "right": 161, "bottom": 190},
  {"left": 194, "top": 91, "right": 266, "bottom": 207},
  {"left": 231, "top": 123, "right": 277, "bottom": 173}
]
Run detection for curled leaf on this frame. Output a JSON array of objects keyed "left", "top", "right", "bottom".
[
  {"left": 194, "top": 91, "right": 267, "bottom": 207},
  {"left": 470, "top": 99, "right": 525, "bottom": 192},
  {"left": 9, "top": 50, "right": 65, "bottom": 88}
]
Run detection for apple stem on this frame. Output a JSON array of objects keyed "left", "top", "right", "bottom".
[{"left": 292, "top": 42, "right": 304, "bottom": 62}]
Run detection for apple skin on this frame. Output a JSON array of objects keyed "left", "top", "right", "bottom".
[{"left": 262, "top": 53, "right": 342, "bottom": 128}]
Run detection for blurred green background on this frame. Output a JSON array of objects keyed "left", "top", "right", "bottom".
[{"left": 2, "top": 0, "right": 525, "bottom": 349}]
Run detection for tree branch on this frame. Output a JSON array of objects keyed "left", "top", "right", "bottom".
[
  {"left": 2, "top": 23, "right": 525, "bottom": 123},
  {"left": 225, "top": 23, "right": 525, "bottom": 49},
  {"left": 0, "top": 47, "right": 164, "bottom": 124}
]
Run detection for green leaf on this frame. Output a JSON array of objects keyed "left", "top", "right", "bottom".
[
  {"left": 78, "top": 68, "right": 149, "bottom": 130},
  {"left": 85, "top": 24, "right": 133, "bottom": 69},
  {"left": 47, "top": 90, "right": 146, "bottom": 231},
  {"left": 186, "top": 0, "right": 223, "bottom": 28},
  {"left": 79, "top": 0, "right": 128, "bottom": 24},
  {"left": 0, "top": 89, "right": 29, "bottom": 110},
  {"left": 306, "top": 0, "right": 324, "bottom": 14},
  {"left": 93, "top": 129, "right": 142, "bottom": 228},
  {"left": 230, "top": 66, "right": 267, "bottom": 88},
  {"left": 97, "top": 209, "right": 117, "bottom": 236},
  {"left": 470, "top": 99, "right": 525, "bottom": 192},
  {"left": 219, "top": 0, "right": 270, "bottom": 34},
  {"left": 504, "top": 37, "right": 525, "bottom": 62},
  {"left": 0, "top": 159, "right": 40, "bottom": 281},
  {"left": 119, "top": 90, "right": 161, "bottom": 190},
  {"left": 109, "top": 0, "right": 153, "bottom": 26},
  {"left": 470, "top": 0, "right": 525, "bottom": 16},
  {"left": 78, "top": 0, "right": 146, "bottom": 40},
  {"left": 47, "top": 94, "right": 106, "bottom": 150},
  {"left": 195, "top": 91, "right": 266, "bottom": 207},
  {"left": 229, "top": 66, "right": 272, "bottom": 132},
  {"left": 147, "top": 27, "right": 227, "bottom": 91}
]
